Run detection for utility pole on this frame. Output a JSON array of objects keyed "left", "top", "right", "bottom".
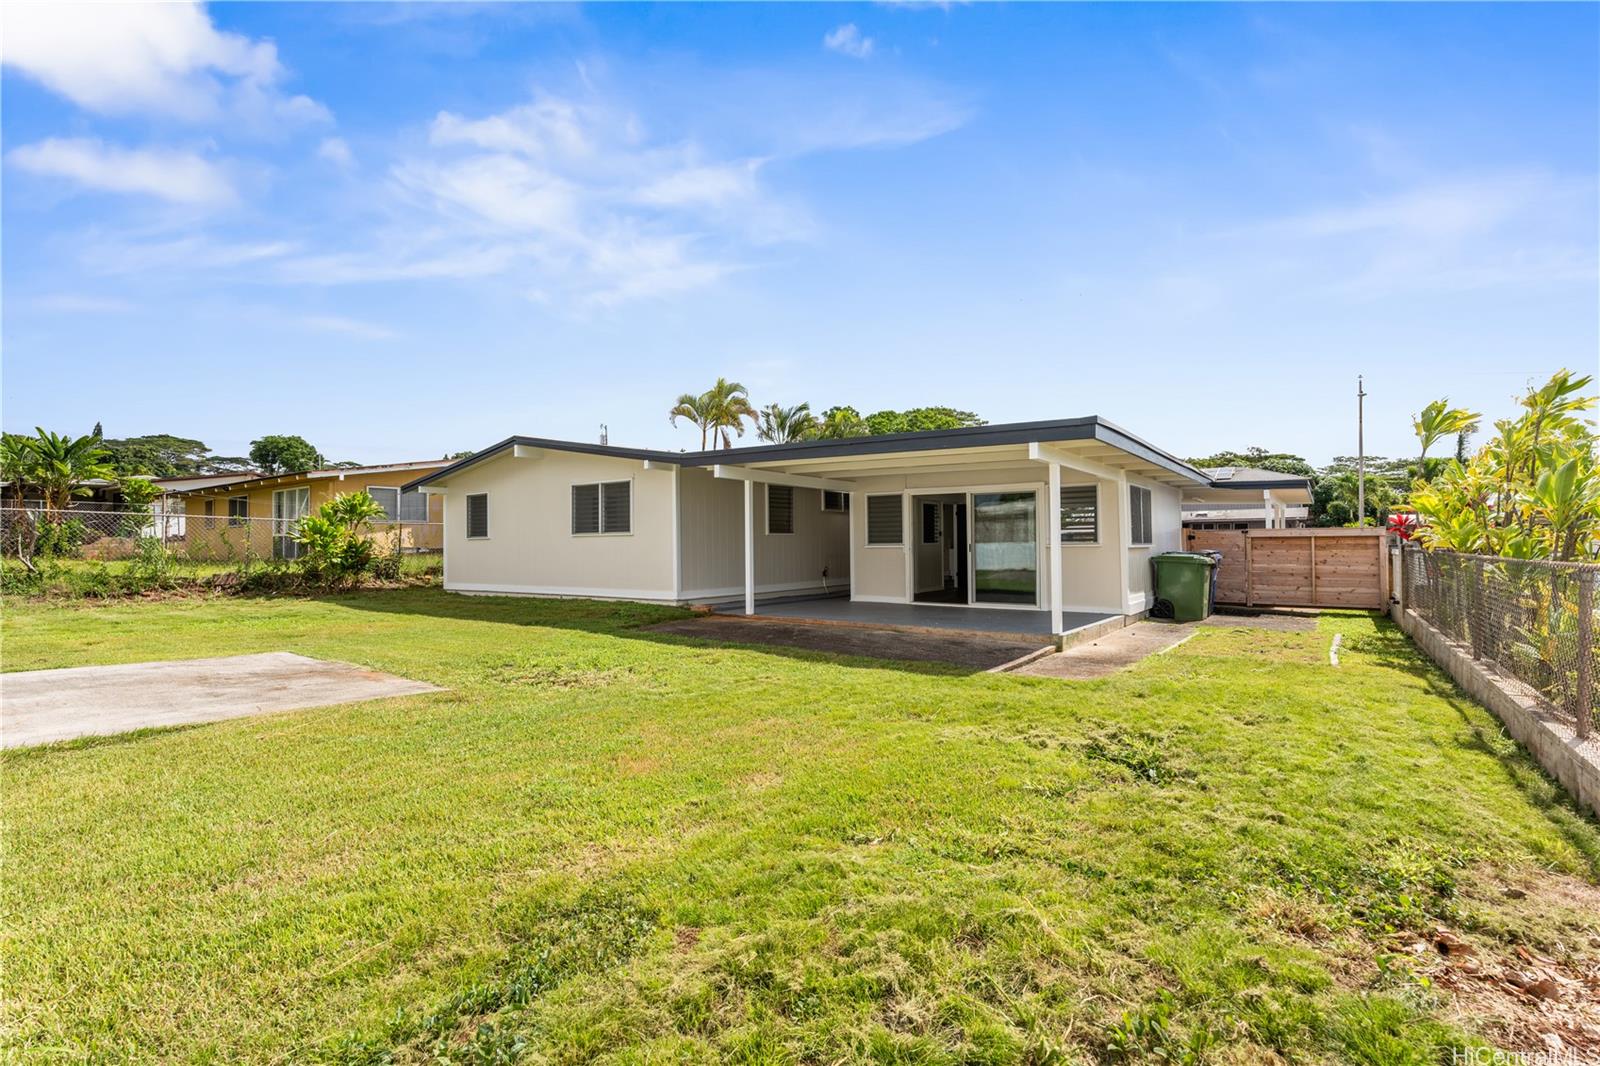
[
  {"left": 599, "top": 424, "right": 609, "bottom": 446},
  {"left": 1356, "top": 376, "right": 1367, "bottom": 528}
]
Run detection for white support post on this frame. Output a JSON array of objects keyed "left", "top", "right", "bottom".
[
  {"left": 743, "top": 478, "right": 756, "bottom": 616},
  {"left": 1047, "top": 461, "right": 1063, "bottom": 636},
  {"left": 1262, "top": 489, "right": 1275, "bottom": 529}
]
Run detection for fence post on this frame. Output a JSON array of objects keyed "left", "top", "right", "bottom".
[{"left": 1577, "top": 569, "right": 1594, "bottom": 740}]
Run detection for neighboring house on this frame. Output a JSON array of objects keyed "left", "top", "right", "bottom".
[
  {"left": 406, "top": 417, "right": 1306, "bottom": 637},
  {"left": 1, "top": 477, "right": 129, "bottom": 511},
  {"left": 170, "top": 460, "right": 450, "bottom": 560},
  {"left": 1182, "top": 467, "right": 1314, "bottom": 530}
]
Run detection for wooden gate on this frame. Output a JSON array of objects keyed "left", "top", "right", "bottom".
[{"left": 1182, "top": 528, "right": 1389, "bottom": 609}]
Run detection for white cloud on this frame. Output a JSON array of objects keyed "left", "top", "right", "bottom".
[
  {"left": 292, "top": 314, "right": 398, "bottom": 340},
  {"left": 634, "top": 161, "right": 762, "bottom": 208},
  {"left": 7, "top": 137, "right": 235, "bottom": 206},
  {"left": 32, "top": 294, "right": 136, "bottom": 314},
  {"left": 317, "top": 137, "right": 355, "bottom": 168},
  {"left": 1, "top": 1, "right": 328, "bottom": 127},
  {"left": 823, "top": 23, "right": 875, "bottom": 59}
]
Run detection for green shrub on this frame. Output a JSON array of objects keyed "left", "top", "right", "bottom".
[
  {"left": 35, "top": 517, "right": 88, "bottom": 559},
  {"left": 294, "top": 493, "right": 386, "bottom": 586}
]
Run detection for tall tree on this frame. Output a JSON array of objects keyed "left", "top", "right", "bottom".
[
  {"left": 862, "top": 407, "right": 985, "bottom": 435},
  {"left": 671, "top": 378, "right": 758, "bottom": 449},
  {"left": 249, "top": 435, "right": 325, "bottom": 476},
  {"left": 669, "top": 391, "right": 717, "bottom": 450},
  {"left": 1186, "top": 447, "right": 1316, "bottom": 478},
  {"left": 757, "top": 402, "right": 817, "bottom": 444},
  {"left": 100, "top": 434, "right": 215, "bottom": 478}
]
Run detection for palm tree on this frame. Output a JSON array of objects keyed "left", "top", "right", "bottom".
[
  {"left": 815, "top": 406, "right": 868, "bottom": 439},
  {"left": 28, "top": 428, "right": 115, "bottom": 520},
  {"left": 757, "top": 402, "right": 817, "bottom": 444},
  {"left": 669, "top": 391, "right": 717, "bottom": 450},
  {"left": 672, "top": 378, "right": 757, "bottom": 450},
  {"left": 0, "top": 432, "right": 39, "bottom": 508}
]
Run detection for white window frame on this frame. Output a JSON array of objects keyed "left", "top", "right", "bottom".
[
  {"left": 570, "top": 479, "right": 633, "bottom": 537},
  {"left": 864, "top": 493, "right": 904, "bottom": 547},
  {"left": 821, "top": 490, "right": 849, "bottom": 513},
  {"left": 1059, "top": 483, "right": 1099, "bottom": 546},
  {"left": 366, "top": 485, "right": 400, "bottom": 523},
  {"left": 766, "top": 483, "right": 796, "bottom": 536},
  {"left": 465, "top": 492, "right": 490, "bottom": 540},
  {"left": 271, "top": 487, "right": 311, "bottom": 560},
  {"left": 1129, "top": 484, "right": 1153, "bottom": 547}
]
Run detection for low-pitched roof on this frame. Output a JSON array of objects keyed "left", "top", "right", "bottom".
[
  {"left": 1198, "top": 466, "right": 1315, "bottom": 492},
  {"left": 176, "top": 459, "right": 453, "bottom": 496},
  {"left": 405, "top": 417, "right": 1222, "bottom": 490}
]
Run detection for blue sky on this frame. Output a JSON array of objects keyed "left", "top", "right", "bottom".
[{"left": 3, "top": 2, "right": 1596, "bottom": 466}]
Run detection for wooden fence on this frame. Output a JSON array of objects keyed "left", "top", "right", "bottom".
[{"left": 1182, "top": 528, "right": 1389, "bottom": 609}]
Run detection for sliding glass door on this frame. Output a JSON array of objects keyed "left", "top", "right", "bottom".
[{"left": 971, "top": 491, "right": 1037, "bottom": 605}]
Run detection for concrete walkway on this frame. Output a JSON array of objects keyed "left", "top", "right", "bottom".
[
  {"left": 1, "top": 652, "right": 441, "bottom": 748},
  {"left": 1015, "top": 621, "right": 1198, "bottom": 680}
]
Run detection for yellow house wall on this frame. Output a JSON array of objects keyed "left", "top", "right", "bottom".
[{"left": 179, "top": 468, "right": 444, "bottom": 560}]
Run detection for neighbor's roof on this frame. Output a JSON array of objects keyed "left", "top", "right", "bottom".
[
  {"left": 405, "top": 418, "right": 1222, "bottom": 490},
  {"left": 176, "top": 459, "right": 453, "bottom": 496},
  {"left": 1198, "top": 466, "right": 1315, "bottom": 492}
]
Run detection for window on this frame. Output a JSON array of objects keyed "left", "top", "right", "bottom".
[
  {"left": 767, "top": 484, "right": 795, "bottom": 535},
  {"left": 227, "top": 496, "right": 248, "bottom": 526},
  {"left": 1129, "top": 485, "right": 1153, "bottom": 546},
  {"left": 921, "top": 502, "right": 942, "bottom": 544},
  {"left": 367, "top": 486, "right": 400, "bottom": 521},
  {"left": 399, "top": 489, "right": 428, "bottom": 523},
  {"left": 571, "top": 480, "right": 630, "bottom": 535},
  {"left": 1059, "top": 485, "right": 1096, "bottom": 544},
  {"left": 866, "top": 495, "right": 903, "bottom": 545},
  {"left": 272, "top": 487, "right": 310, "bottom": 559},
  {"left": 203, "top": 498, "right": 215, "bottom": 518},
  {"left": 466, "top": 493, "right": 489, "bottom": 539},
  {"left": 821, "top": 490, "right": 849, "bottom": 513}
]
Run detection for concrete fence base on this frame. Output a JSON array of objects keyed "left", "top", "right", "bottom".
[{"left": 1399, "top": 607, "right": 1599, "bottom": 818}]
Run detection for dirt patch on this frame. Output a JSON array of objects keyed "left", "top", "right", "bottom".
[
  {"left": 646, "top": 617, "right": 1047, "bottom": 672},
  {"left": 1314, "top": 868, "right": 1600, "bottom": 1057},
  {"left": 1203, "top": 610, "right": 1320, "bottom": 633}
]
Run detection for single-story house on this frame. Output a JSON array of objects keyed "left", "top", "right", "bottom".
[
  {"left": 1181, "top": 467, "right": 1314, "bottom": 530},
  {"left": 171, "top": 460, "right": 450, "bottom": 560},
  {"left": 406, "top": 417, "right": 1312, "bottom": 638}
]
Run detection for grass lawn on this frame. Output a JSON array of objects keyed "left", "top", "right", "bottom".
[{"left": 4, "top": 591, "right": 1597, "bottom": 1064}]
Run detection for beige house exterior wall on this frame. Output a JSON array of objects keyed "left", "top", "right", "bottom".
[
  {"left": 440, "top": 450, "right": 678, "bottom": 599},
  {"left": 676, "top": 467, "right": 849, "bottom": 601}
]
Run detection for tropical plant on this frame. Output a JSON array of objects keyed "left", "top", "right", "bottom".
[
  {"left": 757, "top": 403, "right": 817, "bottom": 444},
  {"left": 25, "top": 428, "right": 116, "bottom": 520},
  {"left": 1412, "top": 400, "right": 1481, "bottom": 484},
  {"left": 1409, "top": 370, "right": 1597, "bottom": 561},
  {"left": 815, "top": 405, "right": 869, "bottom": 439},
  {"left": 293, "top": 492, "right": 386, "bottom": 585},
  {"left": 670, "top": 378, "right": 757, "bottom": 450}
]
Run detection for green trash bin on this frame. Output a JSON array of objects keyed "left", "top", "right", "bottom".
[{"left": 1151, "top": 552, "right": 1218, "bottom": 623}]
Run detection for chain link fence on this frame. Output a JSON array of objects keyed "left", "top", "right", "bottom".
[
  {"left": 1, "top": 507, "right": 442, "bottom": 566},
  {"left": 1399, "top": 542, "right": 1597, "bottom": 737}
]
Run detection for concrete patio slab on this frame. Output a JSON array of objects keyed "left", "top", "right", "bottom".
[
  {"left": 710, "top": 596, "right": 1114, "bottom": 638},
  {"left": 1015, "top": 621, "right": 1199, "bottom": 680},
  {"left": 649, "top": 616, "right": 1049, "bottom": 672},
  {"left": 1, "top": 652, "right": 442, "bottom": 748}
]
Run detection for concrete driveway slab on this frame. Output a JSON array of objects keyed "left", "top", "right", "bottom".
[{"left": 1, "top": 652, "right": 441, "bottom": 748}]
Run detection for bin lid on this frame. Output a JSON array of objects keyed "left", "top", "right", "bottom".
[{"left": 1153, "top": 551, "right": 1217, "bottom": 567}]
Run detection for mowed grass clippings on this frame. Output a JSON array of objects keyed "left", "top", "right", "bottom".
[{"left": 3, "top": 590, "right": 1596, "bottom": 1063}]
